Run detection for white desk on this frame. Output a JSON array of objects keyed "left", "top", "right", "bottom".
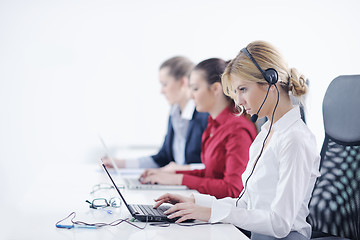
[{"left": 4, "top": 163, "right": 248, "bottom": 240}]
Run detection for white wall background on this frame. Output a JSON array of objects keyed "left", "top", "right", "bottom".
[{"left": 1, "top": 0, "right": 359, "bottom": 217}]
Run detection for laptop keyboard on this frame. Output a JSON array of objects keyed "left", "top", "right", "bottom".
[
  {"left": 126, "top": 178, "right": 141, "bottom": 185},
  {"left": 132, "top": 204, "right": 170, "bottom": 216}
]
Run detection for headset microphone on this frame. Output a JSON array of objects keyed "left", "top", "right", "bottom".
[
  {"left": 250, "top": 86, "right": 271, "bottom": 123},
  {"left": 250, "top": 114, "right": 258, "bottom": 123},
  {"left": 240, "top": 48, "right": 278, "bottom": 123}
]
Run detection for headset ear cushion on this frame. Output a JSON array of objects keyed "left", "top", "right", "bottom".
[{"left": 264, "top": 68, "right": 278, "bottom": 84}]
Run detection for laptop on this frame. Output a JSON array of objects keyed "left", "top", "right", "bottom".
[
  {"left": 98, "top": 135, "right": 121, "bottom": 175},
  {"left": 101, "top": 163, "right": 178, "bottom": 222},
  {"left": 98, "top": 135, "right": 188, "bottom": 190},
  {"left": 124, "top": 177, "right": 188, "bottom": 190}
]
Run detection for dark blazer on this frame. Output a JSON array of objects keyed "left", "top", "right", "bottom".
[{"left": 151, "top": 110, "right": 209, "bottom": 167}]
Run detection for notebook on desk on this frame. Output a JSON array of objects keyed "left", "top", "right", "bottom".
[{"left": 101, "top": 163, "right": 177, "bottom": 222}]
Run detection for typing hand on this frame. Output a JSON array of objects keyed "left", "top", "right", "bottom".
[
  {"left": 164, "top": 202, "right": 211, "bottom": 223},
  {"left": 140, "top": 168, "right": 161, "bottom": 179},
  {"left": 101, "top": 156, "right": 125, "bottom": 168},
  {"left": 140, "top": 172, "right": 183, "bottom": 185},
  {"left": 140, "top": 162, "right": 179, "bottom": 179},
  {"left": 153, "top": 193, "right": 195, "bottom": 209},
  {"left": 160, "top": 162, "right": 181, "bottom": 172}
]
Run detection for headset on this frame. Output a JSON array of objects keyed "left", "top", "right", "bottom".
[
  {"left": 236, "top": 47, "right": 280, "bottom": 206},
  {"left": 241, "top": 47, "right": 278, "bottom": 123}
]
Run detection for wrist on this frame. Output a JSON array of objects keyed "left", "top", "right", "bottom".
[
  {"left": 190, "top": 194, "right": 195, "bottom": 203},
  {"left": 176, "top": 174, "right": 184, "bottom": 185},
  {"left": 117, "top": 159, "right": 125, "bottom": 168}
]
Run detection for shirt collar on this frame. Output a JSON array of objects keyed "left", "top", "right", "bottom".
[
  {"left": 261, "top": 106, "right": 301, "bottom": 133},
  {"left": 170, "top": 99, "right": 195, "bottom": 120}
]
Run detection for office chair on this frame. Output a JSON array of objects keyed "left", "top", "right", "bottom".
[{"left": 307, "top": 75, "right": 360, "bottom": 240}]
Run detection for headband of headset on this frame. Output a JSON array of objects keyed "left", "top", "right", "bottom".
[{"left": 241, "top": 48, "right": 278, "bottom": 85}]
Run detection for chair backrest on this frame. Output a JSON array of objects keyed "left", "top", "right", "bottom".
[{"left": 307, "top": 75, "right": 360, "bottom": 239}]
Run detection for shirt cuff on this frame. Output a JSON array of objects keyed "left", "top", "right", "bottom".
[
  {"left": 125, "top": 158, "right": 140, "bottom": 168},
  {"left": 209, "top": 199, "right": 233, "bottom": 223},
  {"left": 189, "top": 163, "right": 205, "bottom": 170},
  {"left": 194, "top": 193, "right": 216, "bottom": 208},
  {"left": 181, "top": 174, "right": 199, "bottom": 189}
]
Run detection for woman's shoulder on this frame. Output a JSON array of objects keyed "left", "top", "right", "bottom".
[
  {"left": 193, "top": 110, "right": 209, "bottom": 119},
  {"left": 228, "top": 113, "right": 256, "bottom": 128},
  {"left": 277, "top": 120, "right": 317, "bottom": 149},
  {"left": 221, "top": 113, "right": 257, "bottom": 138},
  {"left": 275, "top": 121, "right": 320, "bottom": 168},
  {"left": 192, "top": 110, "right": 209, "bottom": 125}
]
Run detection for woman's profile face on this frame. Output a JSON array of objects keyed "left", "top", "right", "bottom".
[
  {"left": 189, "top": 70, "right": 216, "bottom": 113},
  {"left": 231, "top": 75, "right": 269, "bottom": 117},
  {"left": 158, "top": 67, "right": 183, "bottom": 106}
]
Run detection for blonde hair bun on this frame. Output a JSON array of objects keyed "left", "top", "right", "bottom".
[{"left": 289, "top": 68, "right": 307, "bottom": 96}]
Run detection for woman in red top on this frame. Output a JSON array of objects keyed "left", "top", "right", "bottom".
[{"left": 141, "top": 58, "right": 257, "bottom": 198}]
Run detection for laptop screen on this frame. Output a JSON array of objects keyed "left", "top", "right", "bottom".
[
  {"left": 101, "top": 163, "right": 133, "bottom": 213},
  {"left": 98, "top": 135, "right": 121, "bottom": 175}
]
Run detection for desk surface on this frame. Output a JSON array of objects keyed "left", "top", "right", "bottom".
[{"left": 4, "top": 163, "right": 248, "bottom": 240}]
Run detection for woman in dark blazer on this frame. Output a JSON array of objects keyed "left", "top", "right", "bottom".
[
  {"left": 103, "top": 56, "right": 208, "bottom": 170},
  {"left": 152, "top": 109, "right": 208, "bottom": 167}
]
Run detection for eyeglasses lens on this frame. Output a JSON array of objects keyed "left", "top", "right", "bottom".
[
  {"left": 109, "top": 198, "right": 121, "bottom": 208},
  {"left": 92, "top": 199, "right": 109, "bottom": 208}
]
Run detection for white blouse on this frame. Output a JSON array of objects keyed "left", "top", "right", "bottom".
[
  {"left": 170, "top": 99, "right": 195, "bottom": 165},
  {"left": 194, "top": 106, "right": 320, "bottom": 239}
]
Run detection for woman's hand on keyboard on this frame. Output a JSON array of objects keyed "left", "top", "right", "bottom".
[
  {"left": 153, "top": 193, "right": 194, "bottom": 208},
  {"left": 140, "top": 172, "right": 183, "bottom": 185},
  {"left": 164, "top": 202, "right": 211, "bottom": 223}
]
